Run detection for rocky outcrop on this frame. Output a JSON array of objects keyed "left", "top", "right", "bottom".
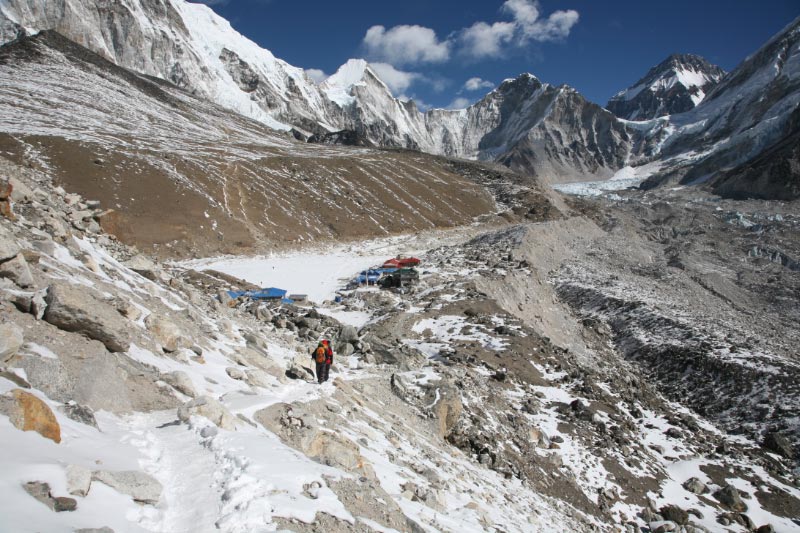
[
  {"left": 43, "top": 282, "right": 132, "bottom": 352},
  {"left": 0, "top": 389, "right": 61, "bottom": 443}
]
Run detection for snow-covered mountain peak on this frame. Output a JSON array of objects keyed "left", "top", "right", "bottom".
[
  {"left": 607, "top": 53, "right": 725, "bottom": 120},
  {"left": 319, "top": 58, "right": 391, "bottom": 107}
]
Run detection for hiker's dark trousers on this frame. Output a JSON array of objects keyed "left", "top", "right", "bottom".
[{"left": 316, "top": 362, "right": 327, "bottom": 383}]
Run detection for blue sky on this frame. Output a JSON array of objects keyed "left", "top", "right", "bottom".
[{"left": 196, "top": 0, "right": 799, "bottom": 109}]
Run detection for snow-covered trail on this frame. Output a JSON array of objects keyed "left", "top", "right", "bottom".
[
  {"left": 116, "top": 370, "right": 365, "bottom": 532},
  {"left": 123, "top": 412, "right": 222, "bottom": 532}
]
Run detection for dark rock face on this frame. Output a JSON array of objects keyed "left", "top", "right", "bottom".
[
  {"left": 219, "top": 48, "right": 259, "bottom": 93},
  {"left": 709, "top": 105, "right": 800, "bottom": 201},
  {"left": 607, "top": 54, "right": 725, "bottom": 120},
  {"left": 763, "top": 431, "right": 795, "bottom": 459},
  {"left": 307, "top": 129, "right": 374, "bottom": 147},
  {"left": 478, "top": 75, "right": 637, "bottom": 182}
]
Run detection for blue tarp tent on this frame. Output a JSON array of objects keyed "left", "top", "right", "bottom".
[{"left": 227, "top": 287, "right": 287, "bottom": 300}]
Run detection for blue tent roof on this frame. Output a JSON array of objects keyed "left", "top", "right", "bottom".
[{"left": 226, "top": 287, "right": 287, "bottom": 300}]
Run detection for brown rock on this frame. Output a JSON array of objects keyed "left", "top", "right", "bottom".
[
  {"left": 0, "top": 389, "right": 62, "bottom": 443},
  {"left": 0, "top": 199, "right": 13, "bottom": 220},
  {"left": 0, "top": 179, "right": 11, "bottom": 200}
]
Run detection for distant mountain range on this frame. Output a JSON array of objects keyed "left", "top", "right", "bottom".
[{"left": 1, "top": 0, "right": 798, "bottom": 198}]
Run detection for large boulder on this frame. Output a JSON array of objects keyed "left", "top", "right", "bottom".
[
  {"left": 763, "top": 431, "right": 794, "bottom": 459},
  {"left": 124, "top": 254, "right": 169, "bottom": 283},
  {"left": 145, "top": 315, "right": 185, "bottom": 353},
  {"left": 0, "top": 224, "right": 20, "bottom": 261},
  {"left": 0, "top": 322, "right": 24, "bottom": 363},
  {"left": 162, "top": 371, "right": 197, "bottom": 398},
  {"left": 91, "top": 470, "right": 162, "bottom": 504},
  {"left": 0, "top": 254, "right": 33, "bottom": 287},
  {"left": 0, "top": 389, "right": 61, "bottom": 443},
  {"left": 66, "top": 465, "right": 92, "bottom": 497},
  {"left": 177, "top": 396, "right": 237, "bottom": 430},
  {"left": 338, "top": 325, "right": 359, "bottom": 344},
  {"left": 431, "top": 383, "right": 462, "bottom": 439},
  {"left": 714, "top": 484, "right": 748, "bottom": 512},
  {"left": 43, "top": 282, "right": 131, "bottom": 352}
]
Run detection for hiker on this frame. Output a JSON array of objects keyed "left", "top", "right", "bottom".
[
  {"left": 311, "top": 339, "right": 334, "bottom": 383},
  {"left": 321, "top": 339, "right": 333, "bottom": 383}
]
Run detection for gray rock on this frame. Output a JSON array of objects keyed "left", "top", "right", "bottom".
[
  {"left": 124, "top": 254, "right": 160, "bottom": 281},
  {"left": 340, "top": 342, "right": 355, "bottom": 357},
  {"left": 660, "top": 505, "right": 689, "bottom": 525},
  {"left": 92, "top": 470, "right": 162, "bottom": 504},
  {"left": 217, "top": 288, "right": 233, "bottom": 307},
  {"left": 22, "top": 481, "right": 76, "bottom": 512},
  {"left": 43, "top": 282, "right": 131, "bottom": 352},
  {"left": 62, "top": 402, "right": 98, "bottom": 428},
  {"left": 0, "top": 224, "right": 20, "bottom": 261},
  {"left": 4, "top": 288, "right": 48, "bottom": 319},
  {"left": 652, "top": 522, "right": 677, "bottom": 533},
  {"left": 245, "top": 369, "right": 272, "bottom": 388},
  {"left": 0, "top": 322, "right": 24, "bottom": 362},
  {"left": 763, "top": 431, "right": 794, "bottom": 459},
  {"left": 682, "top": 477, "right": 709, "bottom": 495},
  {"left": 286, "top": 364, "right": 314, "bottom": 381},
  {"left": 53, "top": 496, "right": 77, "bottom": 511},
  {"left": 226, "top": 367, "right": 245, "bottom": 380},
  {"left": 145, "top": 315, "right": 185, "bottom": 353},
  {"left": 162, "top": 371, "right": 197, "bottom": 398},
  {"left": 177, "top": 396, "right": 237, "bottom": 430},
  {"left": 714, "top": 484, "right": 747, "bottom": 512},
  {"left": 338, "top": 325, "right": 359, "bottom": 344},
  {"left": 75, "top": 528, "right": 115, "bottom": 533},
  {"left": 66, "top": 465, "right": 92, "bottom": 497},
  {"left": 0, "top": 254, "right": 34, "bottom": 287},
  {"left": 9, "top": 176, "right": 34, "bottom": 203},
  {"left": 22, "top": 480, "right": 54, "bottom": 510}
]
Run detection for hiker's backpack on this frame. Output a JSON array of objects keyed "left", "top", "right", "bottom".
[{"left": 314, "top": 345, "right": 326, "bottom": 363}]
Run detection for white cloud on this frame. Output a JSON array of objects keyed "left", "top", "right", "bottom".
[
  {"left": 447, "top": 97, "right": 472, "bottom": 110},
  {"left": 463, "top": 77, "right": 494, "bottom": 91},
  {"left": 360, "top": 1, "right": 579, "bottom": 68},
  {"left": 363, "top": 25, "right": 450, "bottom": 66},
  {"left": 369, "top": 62, "right": 421, "bottom": 95},
  {"left": 458, "top": 21, "right": 516, "bottom": 60},
  {"left": 305, "top": 68, "right": 328, "bottom": 84},
  {"left": 502, "top": 0, "right": 579, "bottom": 43},
  {"left": 457, "top": 0, "right": 579, "bottom": 60}
]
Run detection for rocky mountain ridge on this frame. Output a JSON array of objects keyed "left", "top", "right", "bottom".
[
  {"left": 1, "top": 0, "right": 799, "bottom": 197},
  {"left": 607, "top": 54, "right": 726, "bottom": 120},
  {"left": 0, "top": 30, "right": 500, "bottom": 258}
]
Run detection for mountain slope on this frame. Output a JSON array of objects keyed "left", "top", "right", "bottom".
[
  {"left": 641, "top": 16, "right": 800, "bottom": 198},
  {"left": 0, "top": 0, "right": 641, "bottom": 183},
  {"left": 0, "top": 0, "right": 333, "bottom": 134},
  {"left": 607, "top": 54, "right": 725, "bottom": 120},
  {"left": 0, "top": 31, "right": 498, "bottom": 258}
]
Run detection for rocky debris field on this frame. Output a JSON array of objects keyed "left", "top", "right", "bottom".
[{"left": 0, "top": 146, "right": 799, "bottom": 533}]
